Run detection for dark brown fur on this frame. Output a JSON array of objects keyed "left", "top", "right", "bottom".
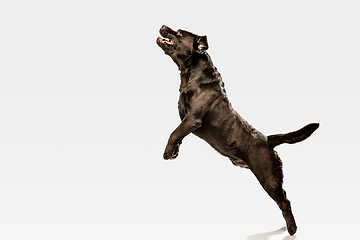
[{"left": 157, "top": 25, "right": 319, "bottom": 235}]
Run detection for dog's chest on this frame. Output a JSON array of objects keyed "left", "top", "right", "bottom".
[
  {"left": 178, "top": 71, "right": 196, "bottom": 115},
  {"left": 178, "top": 91, "right": 192, "bottom": 120}
]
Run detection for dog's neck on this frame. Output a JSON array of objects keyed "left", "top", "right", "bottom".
[{"left": 179, "top": 52, "right": 220, "bottom": 93}]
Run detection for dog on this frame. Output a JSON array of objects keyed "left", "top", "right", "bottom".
[{"left": 156, "top": 25, "right": 319, "bottom": 235}]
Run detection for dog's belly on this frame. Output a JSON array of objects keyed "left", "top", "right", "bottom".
[
  {"left": 192, "top": 100, "right": 267, "bottom": 168},
  {"left": 193, "top": 125, "right": 247, "bottom": 159},
  {"left": 193, "top": 127, "right": 250, "bottom": 168}
]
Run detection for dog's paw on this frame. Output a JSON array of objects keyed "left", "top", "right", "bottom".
[
  {"left": 287, "top": 225, "right": 297, "bottom": 236},
  {"left": 163, "top": 144, "right": 180, "bottom": 160}
]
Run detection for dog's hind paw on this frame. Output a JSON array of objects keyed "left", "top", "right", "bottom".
[{"left": 287, "top": 224, "right": 297, "bottom": 236}]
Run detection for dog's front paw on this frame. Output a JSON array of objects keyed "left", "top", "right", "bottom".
[{"left": 163, "top": 144, "right": 180, "bottom": 160}]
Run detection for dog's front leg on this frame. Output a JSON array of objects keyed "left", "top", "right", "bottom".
[{"left": 163, "top": 116, "right": 202, "bottom": 160}]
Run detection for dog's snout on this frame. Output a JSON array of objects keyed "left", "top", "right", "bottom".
[
  {"left": 159, "top": 30, "right": 167, "bottom": 38},
  {"left": 159, "top": 25, "right": 169, "bottom": 37},
  {"left": 160, "top": 25, "right": 177, "bottom": 39}
]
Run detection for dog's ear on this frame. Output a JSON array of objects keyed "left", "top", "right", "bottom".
[{"left": 194, "top": 35, "right": 208, "bottom": 53}]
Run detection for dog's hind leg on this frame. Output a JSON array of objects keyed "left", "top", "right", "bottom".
[{"left": 248, "top": 150, "right": 297, "bottom": 236}]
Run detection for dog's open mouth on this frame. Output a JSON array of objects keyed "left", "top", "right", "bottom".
[
  {"left": 157, "top": 37, "right": 174, "bottom": 47},
  {"left": 157, "top": 25, "right": 178, "bottom": 50}
]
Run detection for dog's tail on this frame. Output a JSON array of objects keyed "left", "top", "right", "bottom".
[{"left": 267, "top": 123, "right": 319, "bottom": 148}]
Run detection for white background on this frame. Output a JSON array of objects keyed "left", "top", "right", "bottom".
[{"left": 1, "top": 1, "right": 359, "bottom": 239}]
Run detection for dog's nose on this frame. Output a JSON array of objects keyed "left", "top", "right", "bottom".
[
  {"left": 160, "top": 25, "right": 169, "bottom": 37},
  {"left": 160, "top": 25, "right": 169, "bottom": 33}
]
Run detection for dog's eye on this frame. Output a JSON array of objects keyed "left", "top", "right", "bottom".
[{"left": 177, "top": 31, "right": 182, "bottom": 37}]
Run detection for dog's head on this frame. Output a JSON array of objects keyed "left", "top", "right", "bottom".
[{"left": 157, "top": 25, "right": 208, "bottom": 68}]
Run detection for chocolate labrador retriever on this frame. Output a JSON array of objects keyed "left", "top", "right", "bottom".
[{"left": 156, "top": 25, "right": 319, "bottom": 235}]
